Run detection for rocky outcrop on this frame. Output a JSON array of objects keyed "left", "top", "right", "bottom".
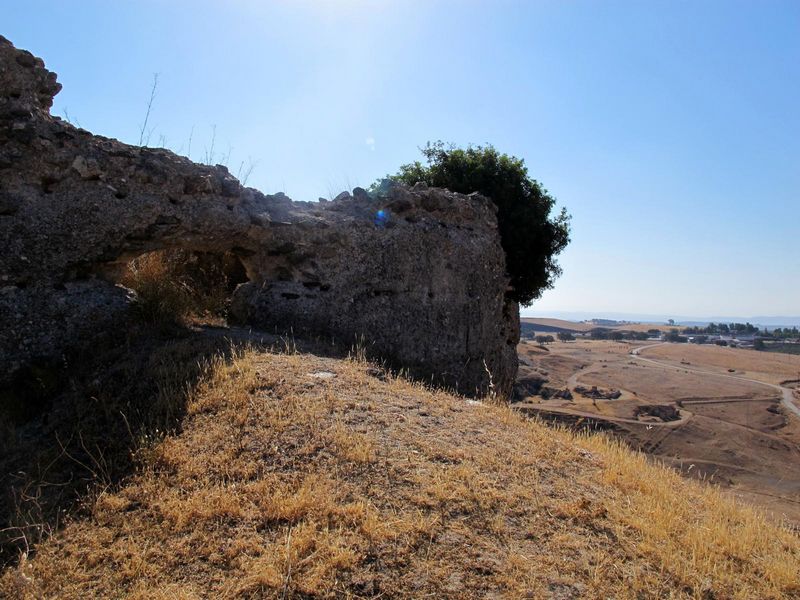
[
  {"left": 634, "top": 404, "right": 681, "bottom": 422},
  {"left": 574, "top": 386, "right": 622, "bottom": 400},
  {"left": 0, "top": 36, "right": 519, "bottom": 397}
]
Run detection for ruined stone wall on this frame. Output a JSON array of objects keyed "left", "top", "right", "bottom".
[
  {"left": 231, "top": 187, "right": 520, "bottom": 395},
  {"left": 0, "top": 36, "right": 518, "bottom": 397}
]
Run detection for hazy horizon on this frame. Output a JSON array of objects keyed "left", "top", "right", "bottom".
[
  {"left": 4, "top": 0, "right": 798, "bottom": 316},
  {"left": 519, "top": 310, "right": 800, "bottom": 328}
]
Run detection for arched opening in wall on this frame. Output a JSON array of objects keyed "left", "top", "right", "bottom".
[{"left": 119, "top": 248, "right": 249, "bottom": 326}]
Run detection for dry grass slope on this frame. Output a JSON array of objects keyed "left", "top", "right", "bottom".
[{"left": 2, "top": 348, "right": 798, "bottom": 599}]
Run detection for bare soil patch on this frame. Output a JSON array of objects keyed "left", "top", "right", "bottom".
[
  {"left": 516, "top": 340, "right": 800, "bottom": 526},
  {"left": 645, "top": 343, "right": 800, "bottom": 385}
]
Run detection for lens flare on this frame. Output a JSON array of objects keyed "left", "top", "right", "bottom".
[{"left": 374, "top": 209, "right": 389, "bottom": 228}]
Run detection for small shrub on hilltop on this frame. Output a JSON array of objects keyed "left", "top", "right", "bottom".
[{"left": 381, "top": 142, "right": 571, "bottom": 305}]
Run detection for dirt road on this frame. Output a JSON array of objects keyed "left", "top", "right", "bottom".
[{"left": 631, "top": 343, "right": 800, "bottom": 420}]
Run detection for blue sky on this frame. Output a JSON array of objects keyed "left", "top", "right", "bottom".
[{"left": 4, "top": 0, "right": 799, "bottom": 318}]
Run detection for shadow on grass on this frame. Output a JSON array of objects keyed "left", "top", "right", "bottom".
[{"left": 0, "top": 323, "right": 283, "bottom": 567}]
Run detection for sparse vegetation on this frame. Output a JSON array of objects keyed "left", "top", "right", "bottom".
[
  {"left": 2, "top": 348, "right": 798, "bottom": 598},
  {"left": 137, "top": 73, "right": 159, "bottom": 147},
  {"left": 120, "top": 249, "right": 246, "bottom": 325},
  {"left": 517, "top": 337, "right": 800, "bottom": 525}
]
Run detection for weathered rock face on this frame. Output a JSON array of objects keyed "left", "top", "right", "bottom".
[
  {"left": 230, "top": 188, "right": 520, "bottom": 395},
  {"left": 0, "top": 36, "right": 519, "bottom": 397}
]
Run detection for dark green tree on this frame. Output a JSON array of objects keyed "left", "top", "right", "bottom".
[
  {"left": 665, "top": 329, "right": 688, "bottom": 343},
  {"left": 382, "top": 142, "right": 571, "bottom": 305}
]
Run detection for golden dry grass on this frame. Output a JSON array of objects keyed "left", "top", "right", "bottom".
[
  {"left": 520, "top": 317, "right": 597, "bottom": 332},
  {"left": 120, "top": 249, "right": 232, "bottom": 325},
  {"left": 2, "top": 348, "right": 798, "bottom": 598},
  {"left": 644, "top": 343, "right": 800, "bottom": 385}
]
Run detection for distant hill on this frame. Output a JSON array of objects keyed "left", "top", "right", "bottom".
[
  {"left": 519, "top": 317, "right": 595, "bottom": 333},
  {"left": 521, "top": 317, "right": 672, "bottom": 334},
  {"left": 522, "top": 312, "right": 800, "bottom": 328},
  {"left": 678, "top": 318, "right": 800, "bottom": 328}
]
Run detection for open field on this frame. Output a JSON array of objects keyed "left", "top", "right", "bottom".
[
  {"left": 515, "top": 340, "right": 800, "bottom": 525},
  {"left": 645, "top": 342, "right": 800, "bottom": 385},
  {"left": 520, "top": 317, "right": 597, "bottom": 332},
  {"left": 521, "top": 317, "right": 678, "bottom": 334}
]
